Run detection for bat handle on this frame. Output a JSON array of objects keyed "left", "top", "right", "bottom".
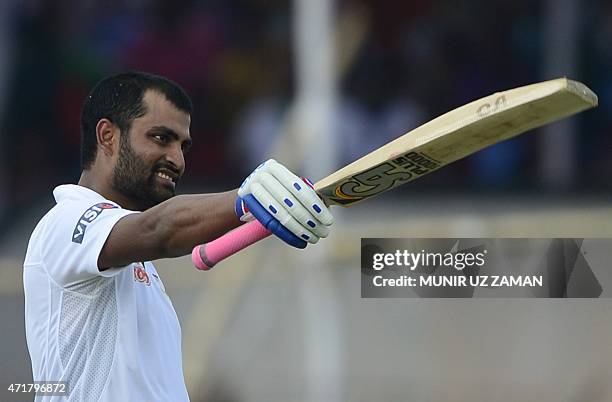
[{"left": 192, "top": 220, "right": 272, "bottom": 270}]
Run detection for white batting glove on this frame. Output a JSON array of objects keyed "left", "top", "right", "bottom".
[{"left": 237, "top": 159, "right": 334, "bottom": 246}]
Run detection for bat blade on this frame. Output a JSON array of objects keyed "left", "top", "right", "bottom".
[
  {"left": 316, "top": 77, "right": 597, "bottom": 206},
  {"left": 193, "top": 78, "right": 597, "bottom": 270}
]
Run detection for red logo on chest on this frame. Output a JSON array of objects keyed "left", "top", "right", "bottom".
[{"left": 133, "top": 263, "right": 151, "bottom": 286}]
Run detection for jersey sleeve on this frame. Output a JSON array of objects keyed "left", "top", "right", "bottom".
[{"left": 40, "top": 200, "right": 138, "bottom": 287}]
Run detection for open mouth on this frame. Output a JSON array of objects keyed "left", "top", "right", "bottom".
[
  {"left": 155, "top": 168, "right": 179, "bottom": 188},
  {"left": 157, "top": 171, "right": 174, "bottom": 182}
]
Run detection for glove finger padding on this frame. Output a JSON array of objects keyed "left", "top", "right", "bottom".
[
  {"left": 250, "top": 182, "right": 319, "bottom": 244},
  {"left": 256, "top": 171, "right": 330, "bottom": 239},
  {"left": 265, "top": 161, "right": 334, "bottom": 227},
  {"left": 238, "top": 161, "right": 267, "bottom": 195}
]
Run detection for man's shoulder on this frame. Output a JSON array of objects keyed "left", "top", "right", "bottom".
[
  {"left": 28, "top": 197, "right": 122, "bottom": 246},
  {"left": 41, "top": 197, "right": 116, "bottom": 226}
]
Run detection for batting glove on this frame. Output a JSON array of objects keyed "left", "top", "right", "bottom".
[{"left": 236, "top": 159, "right": 334, "bottom": 248}]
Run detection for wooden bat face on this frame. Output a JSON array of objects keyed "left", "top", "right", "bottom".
[{"left": 315, "top": 78, "right": 597, "bottom": 207}]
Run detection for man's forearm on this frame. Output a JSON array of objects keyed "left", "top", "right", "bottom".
[
  {"left": 149, "top": 190, "right": 242, "bottom": 258},
  {"left": 100, "top": 190, "right": 241, "bottom": 268}
]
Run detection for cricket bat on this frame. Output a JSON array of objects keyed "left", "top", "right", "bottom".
[{"left": 192, "top": 77, "right": 598, "bottom": 270}]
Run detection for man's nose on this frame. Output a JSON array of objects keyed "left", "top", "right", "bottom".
[{"left": 166, "top": 143, "right": 185, "bottom": 173}]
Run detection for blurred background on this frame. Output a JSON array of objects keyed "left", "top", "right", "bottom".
[{"left": 0, "top": 0, "right": 611, "bottom": 401}]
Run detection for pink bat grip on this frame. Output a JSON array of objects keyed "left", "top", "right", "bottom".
[{"left": 192, "top": 220, "right": 272, "bottom": 270}]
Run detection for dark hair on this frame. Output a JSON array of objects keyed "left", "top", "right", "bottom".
[{"left": 80, "top": 71, "right": 193, "bottom": 170}]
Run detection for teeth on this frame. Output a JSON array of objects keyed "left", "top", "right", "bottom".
[{"left": 157, "top": 172, "right": 173, "bottom": 181}]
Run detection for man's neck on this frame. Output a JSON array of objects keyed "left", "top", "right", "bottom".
[{"left": 78, "top": 170, "right": 143, "bottom": 211}]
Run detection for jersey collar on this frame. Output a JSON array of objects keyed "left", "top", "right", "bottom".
[{"left": 53, "top": 184, "right": 107, "bottom": 203}]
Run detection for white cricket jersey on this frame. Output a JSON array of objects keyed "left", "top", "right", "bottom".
[{"left": 23, "top": 184, "right": 189, "bottom": 401}]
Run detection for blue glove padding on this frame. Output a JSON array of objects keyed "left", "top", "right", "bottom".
[
  {"left": 241, "top": 194, "right": 307, "bottom": 248},
  {"left": 235, "top": 196, "right": 250, "bottom": 221}
]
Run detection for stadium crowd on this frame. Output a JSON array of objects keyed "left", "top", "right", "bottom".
[{"left": 0, "top": 0, "right": 609, "bottom": 232}]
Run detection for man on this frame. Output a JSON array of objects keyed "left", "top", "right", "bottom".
[{"left": 23, "top": 72, "right": 333, "bottom": 401}]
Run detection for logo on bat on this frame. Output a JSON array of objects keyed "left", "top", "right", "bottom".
[
  {"left": 477, "top": 95, "right": 507, "bottom": 117},
  {"left": 72, "top": 202, "right": 118, "bottom": 244},
  {"left": 325, "top": 152, "right": 441, "bottom": 205}
]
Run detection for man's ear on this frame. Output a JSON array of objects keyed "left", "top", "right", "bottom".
[{"left": 96, "top": 119, "right": 120, "bottom": 157}]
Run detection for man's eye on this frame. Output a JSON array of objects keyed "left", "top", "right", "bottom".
[{"left": 154, "top": 135, "right": 169, "bottom": 143}]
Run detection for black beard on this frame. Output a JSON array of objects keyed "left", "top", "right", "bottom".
[{"left": 112, "top": 136, "right": 176, "bottom": 210}]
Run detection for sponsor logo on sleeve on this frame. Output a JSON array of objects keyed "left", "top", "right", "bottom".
[
  {"left": 133, "top": 262, "right": 151, "bottom": 286},
  {"left": 72, "top": 202, "right": 118, "bottom": 244}
]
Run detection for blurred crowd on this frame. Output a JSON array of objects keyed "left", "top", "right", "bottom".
[{"left": 0, "top": 0, "right": 610, "bottom": 229}]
